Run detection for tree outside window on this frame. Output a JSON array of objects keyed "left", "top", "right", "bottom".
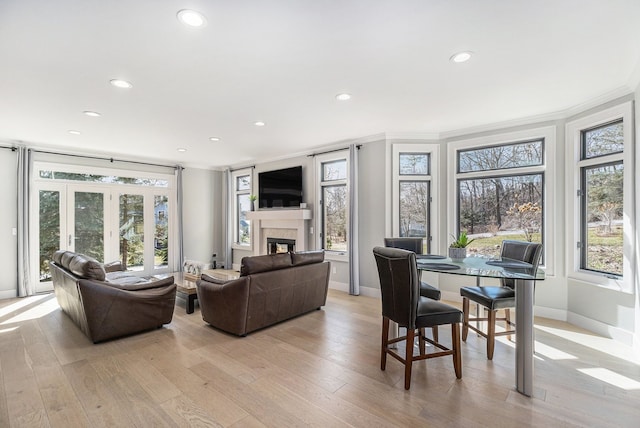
[{"left": 456, "top": 140, "right": 544, "bottom": 259}]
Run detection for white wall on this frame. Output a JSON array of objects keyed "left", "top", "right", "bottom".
[
  {"left": 181, "top": 167, "right": 223, "bottom": 268},
  {"left": 0, "top": 148, "right": 17, "bottom": 299}
]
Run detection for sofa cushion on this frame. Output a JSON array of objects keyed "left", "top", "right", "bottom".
[
  {"left": 102, "top": 275, "right": 175, "bottom": 291},
  {"left": 52, "top": 250, "right": 107, "bottom": 281},
  {"left": 241, "top": 253, "right": 292, "bottom": 276},
  {"left": 68, "top": 253, "right": 106, "bottom": 281},
  {"left": 291, "top": 250, "right": 324, "bottom": 267}
]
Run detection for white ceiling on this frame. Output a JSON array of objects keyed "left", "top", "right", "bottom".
[{"left": 1, "top": 0, "right": 639, "bottom": 169}]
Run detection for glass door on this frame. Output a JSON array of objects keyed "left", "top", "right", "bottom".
[
  {"left": 69, "top": 187, "right": 108, "bottom": 261},
  {"left": 36, "top": 186, "right": 65, "bottom": 292}
]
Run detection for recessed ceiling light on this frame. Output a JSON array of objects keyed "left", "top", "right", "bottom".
[
  {"left": 254, "top": 121, "right": 265, "bottom": 127},
  {"left": 83, "top": 111, "right": 101, "bottom": 117},
  {"left": 110, "top": 79, "right": 133, "bottom": 89},
  {"left": 177, "top": 9, "right": 207, "bottom": 27},
  {"left": 336, "top": 93, "right": 352, "bottom": 101},
  {"left": 177, "top": 148, "right": 187, "bottom": 152},
  {"left": 209, "top": 137, "right": 221, "bottom": 142},
  {"left": 450, "top": 51, "right": 473, "bottom": 63},
  {"left": 68, "top": 130, "right": 81, "bottom": 135}
]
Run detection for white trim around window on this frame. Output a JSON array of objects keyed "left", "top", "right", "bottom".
[
  {"left": 231, "top": 168, "right": 253, "bottom": 251},
  {"left": 447, "top": 126, "right": 556, "bottom": 275},
  {"left": 391, "top": 143, "right": 440, "bottom": 253},
  {"left": 315, "top": 150, "right": 349, "bottom": 261},
  {"left": 565, "top": 101, "right": 634, "bottom": 292}
]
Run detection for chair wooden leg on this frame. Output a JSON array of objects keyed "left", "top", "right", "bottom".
[
  {"left": 487, "top": 309, "right": 496, "bottom": 360},
  {"left": 381, "top": 317, "right": 389, "bottom": 370},
  {"left": 462, "top": 297, "right": 469, "bottom": 341},
  {"left": 404, "top": 328, "right": 415, "bottom": 390},
  {"left": 505, "top": 308, "right": 512, "bottom": 341},
  {"left": 432, "top": 326, "right": 439, "bottom": 343},
  {"left": 418, "top": 328, "right": 426, "bottom": 355},
  {"left": 452, "top": 323, "right": 462, "bottom": 379}
]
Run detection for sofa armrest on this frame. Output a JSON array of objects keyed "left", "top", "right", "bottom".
[{"left": 196, "top": 276, "right": 251, "bottom": 336}]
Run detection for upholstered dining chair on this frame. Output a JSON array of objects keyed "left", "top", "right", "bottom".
[
  {"left": 459, "top": 240, "right": 543, "bottom": 360},
  {"left": 373, "top": 246, "right": 462, "bottom": 389},
  {"left": 384, "top": 237, "right": 441, "bottom": 300}
]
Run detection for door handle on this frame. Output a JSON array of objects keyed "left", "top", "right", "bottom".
[{"left": 69, "top": 234, "right": 72, "bottom": 246}]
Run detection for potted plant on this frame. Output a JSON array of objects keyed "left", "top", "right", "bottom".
[
  {"left": 249, "top": 194, "right": 257, "bottom": 211},
  {"left": 449, "top": 231, "right": 475, "bottom": 262}
]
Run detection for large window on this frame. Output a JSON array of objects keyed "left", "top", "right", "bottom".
[
  {"left": 33, "top": 163, "right": 175, "bottom": 291},
  {"left": 232, "top": 169, "right": 252, "bottom": 246},
  {"left": 567, "top": 102, "right": 633, "bottom": 289},
  {"left": 450, "top": 128, "right": 554, "bottom": 263},
  {"left": 392, "top": 144, "right": 439, "bottom": 253},
  {"left": 317, "top": 153, "right": 349, "bottom": 253}
]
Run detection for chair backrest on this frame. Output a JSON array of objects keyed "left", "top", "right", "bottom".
[
  {"left": 500, "top": 240, "right": 543, "bottom": 289},
  {"left": 373, "top": 246, "right": 420, "bottom": 329},
  {"left": 383, "top": 237, "right": 423, "bottom": 254}
]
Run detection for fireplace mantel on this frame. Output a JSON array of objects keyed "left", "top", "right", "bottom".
[{"left": 246, "top": 209, "right": 312, "bottom": 256}]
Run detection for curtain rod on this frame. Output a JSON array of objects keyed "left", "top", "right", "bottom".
[
  {"left": 307, "top": 144, "right": 362, "bottom": 157},
  {"left": 31, "top": 149, "right": 180, "bottom": 170},
  {"left": 230, "top": 165, "right": 255, "bottom": 172}
]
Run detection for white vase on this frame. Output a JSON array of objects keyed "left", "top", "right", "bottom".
[{"left": 448, "top": 247, "right": 467, "bottom": 262}]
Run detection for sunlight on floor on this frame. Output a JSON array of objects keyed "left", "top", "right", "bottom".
[
  {"left": 0, "top": 327, "right": 19, "bottom": 334},
  {"left": 0, "top": 293, "right": 51, "bottom": 318},
  {"left": 0, "top": 294, "right": 58, "bottom": 325},
  {"left": 578, "top": 367, "right": 640, "bottom": 390},
  {"left": 531, "top": 341, "right": 577, "bottom": 360},
  {"left": 536, "top": 324, "right": 640, "bottom": 366}
]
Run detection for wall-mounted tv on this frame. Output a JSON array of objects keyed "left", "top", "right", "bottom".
[{"left": 258, "top": 166, "right": 303, "bottom": 209}]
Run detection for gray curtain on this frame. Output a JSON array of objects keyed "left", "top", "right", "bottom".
[
  {"left": 17, "top": 147, "right": 33, "bottom": 296},
  {"left": 348, "top": 144, "right": 360, "bottom": 295},
  {"left": 175, "top": 166, "right": 184, "bottom": 271},
  {"left": 223, "top": 169, "right": 233, "bottom": 269}
]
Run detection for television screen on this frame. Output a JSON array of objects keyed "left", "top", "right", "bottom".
[{"left": 258, "top": 166, "right": 303, "bottom": 209}]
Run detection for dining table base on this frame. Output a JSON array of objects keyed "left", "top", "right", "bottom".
[{"left": 515, "top": 278, "right": 535, "bottom": 396}]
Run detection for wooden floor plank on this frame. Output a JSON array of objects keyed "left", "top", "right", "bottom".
[{"left": 0, "top": 290, "right": 638, "bottom": 427}]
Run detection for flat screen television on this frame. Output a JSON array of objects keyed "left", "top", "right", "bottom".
[{"left": 258, "top": 166, "right": 303, "bottom": 209}]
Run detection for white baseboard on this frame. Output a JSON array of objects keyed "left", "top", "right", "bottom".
[
  {"left": 567, "top": 312, "right": 636, "bottom": 347},
  {"left": 0, "top": 290, "right": 17, "bottom": 300}
]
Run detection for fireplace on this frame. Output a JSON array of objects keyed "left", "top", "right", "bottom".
[{"left": 267, "top": 238, "right": 296, "bottom": 254}]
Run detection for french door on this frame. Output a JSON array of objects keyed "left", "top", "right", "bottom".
[{"left": 34, "top": 184, "right": 170, "bottom": 292}]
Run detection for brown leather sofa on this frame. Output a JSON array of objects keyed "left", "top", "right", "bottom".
[
  {"left": 196, "top": 250, "right": 330, "bottom": 336},
  {"left": 50, "top": 250, "right": 177, "bottom": 343}
]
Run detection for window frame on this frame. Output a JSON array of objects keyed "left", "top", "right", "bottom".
[
  {"left": 566, "top": 101, "right": 634, "bottom": 291},
  {"left": 448, "top": 126, "right": 555, "bottom": 274},
  {"left": 392, "top": 143, "right": 439, "bottom": 253},
  {"left": 231, "top": 168, "right": 253, "bottom": 249},
  {"left": 315, "top": 151, "right": 349, "bottom": 260}
]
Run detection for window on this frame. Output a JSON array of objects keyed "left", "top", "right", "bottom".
[
  {"left": 32, "top": 162, "right": 175, "bottom": 291},
  {"left": 392, "top": 144, "right": 439, "bottom": 253},
  {"left": 316, "top": 153, "right": 349, "bottom": 254},
  {"left": 567, "top": 102, "right": 633, "bottom": 289},
  {"left": 232, "top": 169, "right": 252, "bottom": 246},
  {"left": 449, "top": 127, "right": 554, "bottom": 263}
]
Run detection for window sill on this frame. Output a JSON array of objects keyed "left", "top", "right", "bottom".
[
  {"left": 567, "top": 271, "right": 632, "bottom": 294},
  {"left": 232, "top": 243, "right": 252, "bottom": 252}
]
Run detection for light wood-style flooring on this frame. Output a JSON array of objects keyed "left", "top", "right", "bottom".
[{"left": 0, "top": 289, "right": 639, "bottom": 427}]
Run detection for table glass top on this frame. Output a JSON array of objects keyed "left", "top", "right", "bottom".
[{"left": 416, "top": 255, "right": 545, "bottom": 281}]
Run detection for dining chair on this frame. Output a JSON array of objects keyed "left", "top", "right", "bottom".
[
  {"left": 384, "top": 237, "right": 441, "bottom": 300},
  {"left": 373, "top": 246, "right": 462, "bottom": 389},
  {"left": 459, "top": 240, "right": 543, "bottom": 359}
]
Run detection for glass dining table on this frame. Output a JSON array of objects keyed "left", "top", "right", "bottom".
[{"left": 416, "top": 254, "right": 545, "bottom": 397}]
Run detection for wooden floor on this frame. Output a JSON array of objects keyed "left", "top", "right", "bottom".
[{"left": 0, "top": 290, "right": 639, "bottom": 427}]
